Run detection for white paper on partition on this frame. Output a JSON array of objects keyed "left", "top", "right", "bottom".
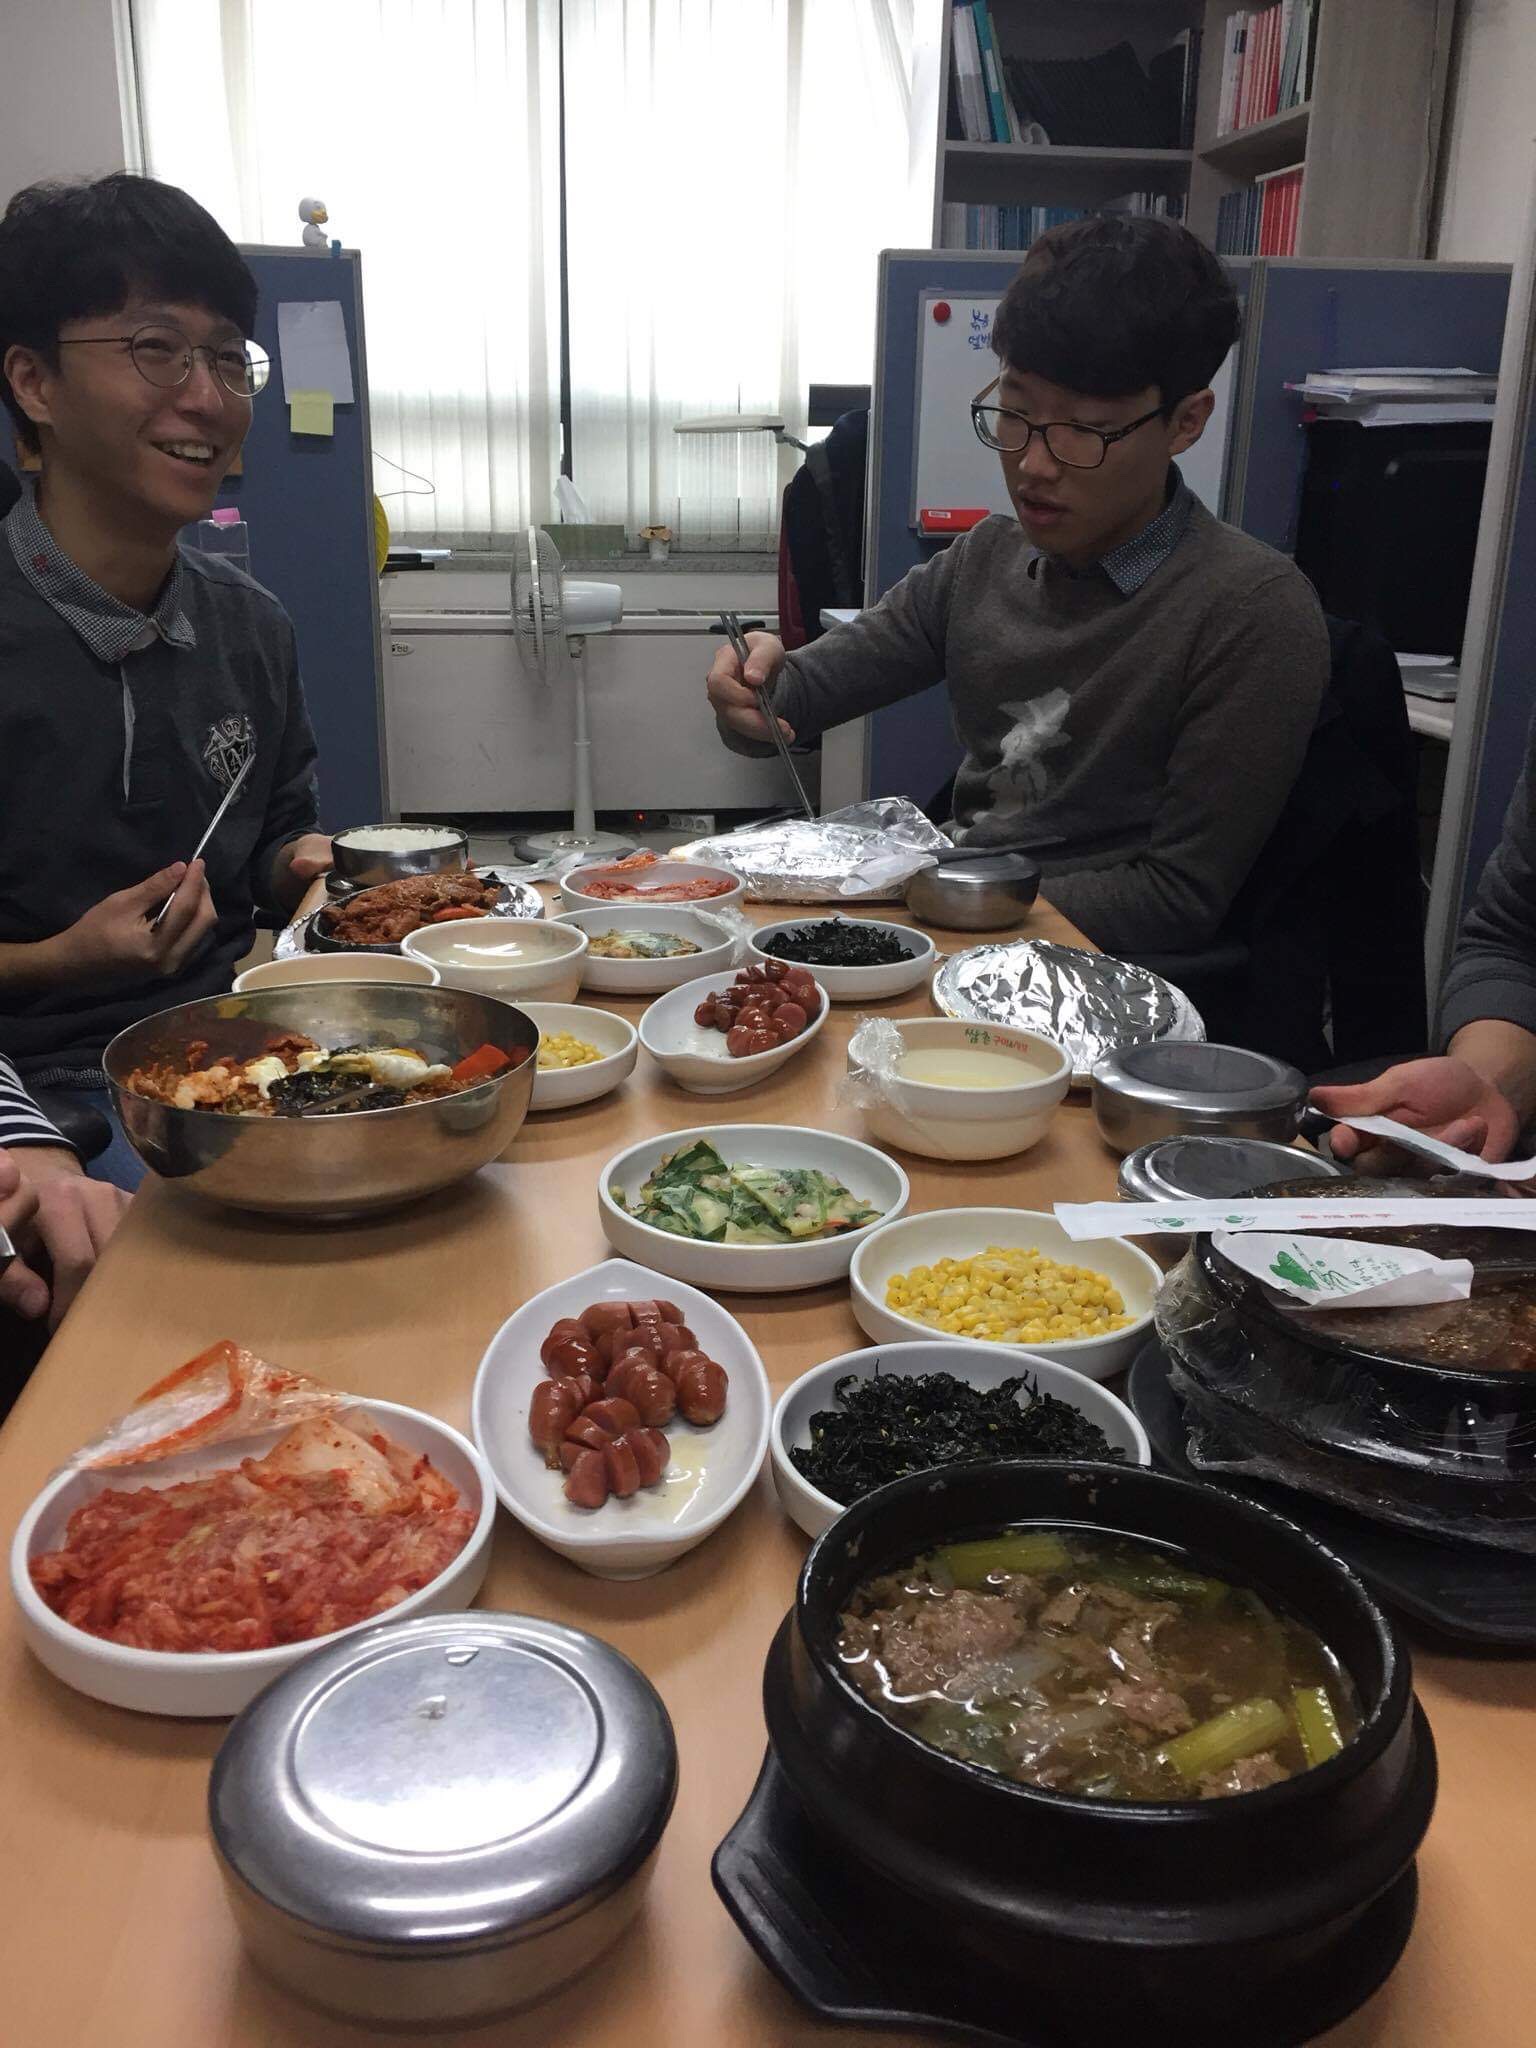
[
  {"left": 276, "top": 300, "right": 354, "bottom": 404},
  {"left": 1054, "top": 1198, "right": 1536, "bottom": 1241}
]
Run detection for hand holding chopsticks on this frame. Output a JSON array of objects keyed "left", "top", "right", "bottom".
[{"left": 717, "top": 613, "right": 815, "bottom": 821}]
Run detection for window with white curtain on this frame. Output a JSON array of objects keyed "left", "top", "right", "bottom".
[{"left": 130, "top": 0, "right": 921, "bottom": 547}]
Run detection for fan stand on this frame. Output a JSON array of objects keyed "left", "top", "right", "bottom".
[{"left": 512, "top": 637, "right": 634, "bottom": 864}]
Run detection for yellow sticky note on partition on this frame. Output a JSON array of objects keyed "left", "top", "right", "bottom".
[{"left": 289, "top": 389, "right": 334, "bottom": 437}]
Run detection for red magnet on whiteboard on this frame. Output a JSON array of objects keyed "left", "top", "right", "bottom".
[
  {"left": 933, "top": 301, "right": 952, "bottom": 323},
  {"left": 918, "top": 508, "right": 988, "bottom": 535}
]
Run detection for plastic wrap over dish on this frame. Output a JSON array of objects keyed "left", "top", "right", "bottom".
[
  {"left": 932, "top": 940, "right": 1204, "bottom": 1086},
  {"left": 675, "top": 799, "right": 951, "bottom": 903},
  {"left": 1155, "top": 1195, "right": 1536, "bottom": 1553},
  {"left": 62, "top": 1340, "right": 349, "bottom": 1471}
]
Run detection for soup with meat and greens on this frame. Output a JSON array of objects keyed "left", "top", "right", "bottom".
[{"left": 836, "top": 1528, "right": 1359, "bottom": 1802}]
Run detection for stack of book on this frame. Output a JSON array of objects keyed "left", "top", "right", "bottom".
[
  {"left": 1215, "top": 0, "right": 1318, "bottom": 137},
  {"left": 941, "top": 193, "right": 1185, "bottom": 254},
  {"left": 948, "top": 5, "right": 1197, "bottom": 150},
  {"left": 1215, "top": 163, "right": 1303, "bottom": 256}
]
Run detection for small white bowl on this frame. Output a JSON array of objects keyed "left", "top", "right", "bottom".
[
  {"left": 520, "top": 1001, "right": 638, "bottom": 1110},
  {"left": 559, "top": 858, "right": 745, "bottom": 915},
  {"left": 402, "top": 917, "right": 589, "bottom": 1005},
  {"left": 232, "top": 953, "right": 441, "bottom": 993},
  {"left": 12, "top": 1400, "right": 495, "bottom": 1717},
  {"left": 748, "top": 919, "right": 935, "bottom": 1002},
  {"left": 849, "top": 1207, "right": 1162, "bottom": 1382},
  {"left": 471, "top": 1256, "right": 770, "bottom": 1578},
  {"left": 599, "top": 1124, "right": 909, "bottom": 1293},
  {"left": 771, "top": 1339, "right": 1152, "bottom": 1540},
  {"left": 848, "top": 1017, "right": 1071, "bottom": 1161},
  {"left": 553, "top": 904, "right": 741, "bottom": 995},
  {"left": 639, "top": 970, "right": 828, "bottom": 1096}
]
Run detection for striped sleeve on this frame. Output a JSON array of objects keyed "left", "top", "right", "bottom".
[{"left": 0, "top": 1054, "right": 67, "bottom": 1150}]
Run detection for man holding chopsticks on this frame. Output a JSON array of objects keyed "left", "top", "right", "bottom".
[{"left": 0, "top": 173, "right": 332, "bottom": 1193}]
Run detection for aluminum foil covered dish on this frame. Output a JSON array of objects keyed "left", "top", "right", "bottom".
[
  {"left": 931, "top": 940, "right": 1204, "bottom": 1086},
  {"left": 676, "top": 799, "right": 950, "bottom": 903}
]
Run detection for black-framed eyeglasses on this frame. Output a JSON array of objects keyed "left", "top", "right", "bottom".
[
  {"left": 56, "top": 323, "right": 270, "bottom": 398},
  {"left": 971, "top": 377, "right": 1166, "bottom": 469}
]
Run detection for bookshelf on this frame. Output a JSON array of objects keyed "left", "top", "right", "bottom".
[{"left": 919, "top": 0, "right": 1455, "bottom": 260}]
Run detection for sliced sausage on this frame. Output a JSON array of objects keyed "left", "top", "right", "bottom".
[
  {"left": 542, "top": 1330, "right": 602, "bottom": 1379},
  {"left": 582, "top": 1397, "right": 641, "bottom": 1438},
  {"left": 675, "top": 1355, "right": 729, "bottom": 1426},
  {"left": 604, "top": 1436, "right": 641, "bottom": 1499},
  {"left": 626, "top": 1427, "right": 670, "bottom": 1487},
  {"left": 580, "top": 1302, "right": 634, "bottom": 1340},
  {"left": 529, "top": 1379, "right": 584, "bottom": 1464},
  {"left": 564, "top": 1414, "right": 613, "bottom": 1454},
  {"left": 564, "top": 1448, "right": 610, "bottom": 1509},
  {"left": 654, "top": 1300, "right": 686, "bottom": 1326},
  {"left": 608, "top": 1336, "right": 660, "bottom": 1378},
  {"left": 617, "top": 1364, "right": 676, "bottom": 1427}
]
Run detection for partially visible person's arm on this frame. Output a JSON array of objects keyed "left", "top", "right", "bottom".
[
  {"left": 1439, "top": 707, "right": 1536, "bottom": 1049},
  {"left": 251, "top": 613, "right": 328, "bottom": 915},
  {"left": 0, "top": 1058, "right": 131, "bottom": 1329},
  {"left": 0, "top": 862, "right": 216, "bottom": 994},
  {"left": 710, "top": 536, "right": 968, "bottom": 757},
  {"left": 1045, "top": 570, "right": 1329, "bottom": 954}
]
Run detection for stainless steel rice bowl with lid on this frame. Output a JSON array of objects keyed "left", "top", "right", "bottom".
[{"left": 209, "top": 1611, "right": 677, "bottom": 2029}]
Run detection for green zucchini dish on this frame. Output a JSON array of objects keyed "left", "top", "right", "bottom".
[{"left": 613, "top": 1137, "right": 884, "bottom": 1246}]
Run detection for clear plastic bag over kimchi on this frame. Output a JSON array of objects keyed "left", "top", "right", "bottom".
[
  {"left": 62, "top": 1340, "right": 351, "bottom": 1470},
  {"left": 1155, "top": 1229, "right": 1536, "bottom": 1555}
]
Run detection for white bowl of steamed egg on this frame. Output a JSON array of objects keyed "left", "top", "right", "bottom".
[
  {"left": 519, "top": 1003, "right": 638, "bottom": 1111},
  {"left": 846, "top": 1017, "right": 1071, "bottom": 1161}
]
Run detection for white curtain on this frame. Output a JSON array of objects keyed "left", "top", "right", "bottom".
[
  {"left": 562, "top": 0, "right": 921, "bottom": 549},
  {"left": 131, "top": 0, "right": 562, "bottom": 543}
]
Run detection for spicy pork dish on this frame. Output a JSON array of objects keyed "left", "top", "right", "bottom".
[
  {"left": 838, "top": 1528, "right": 1358, "bottom": 1802},
  {"left": 125, "top": 1032, "right": 524, "bottom": 1116},
  {"left": 29, "top": 1414, "right": 476, "bottom": 1654},
  {"left": 320, "top": 870, "right": 501, "bottom": 946}
]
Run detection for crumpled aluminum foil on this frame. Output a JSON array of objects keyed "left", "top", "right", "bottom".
[
  {"left": 274, "top": 870, "right": 544, "bottom": 959},
  {"left": 676, "top": 797, "right": 951, "bottom": 903},
  {"left": 932, "top": 940, "right": 1204, "bottom": 1085}
]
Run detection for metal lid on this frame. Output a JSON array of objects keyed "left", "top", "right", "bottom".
[
  {"left": 209, "top": 1612, "right": 676, "bottom": 1956},
  {"left": 928, "top": 852, "right": 1040, "bottom": 886},
  {"left": 1118, "top": 1134, "right": 1348, "bottom": 1205},
  {"left": 1095, "top": 1040, "right": 1304, "bottom": 1114}
]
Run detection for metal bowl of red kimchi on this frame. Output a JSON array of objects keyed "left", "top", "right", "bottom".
[{"left": 12, "top": 1396, "right": 496, "bottom": 1716}]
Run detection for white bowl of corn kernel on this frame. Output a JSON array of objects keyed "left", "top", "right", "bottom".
[
  {"left": 520, "top": 1002, "right": 638, "bottom": 1111},
  {"left": 849, "top": 1208, "right": 1162, "bottom": 1383}
]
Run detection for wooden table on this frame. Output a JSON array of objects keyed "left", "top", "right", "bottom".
[{"left": 1, "top": 896, "right": 1532, "bottom": 2048}]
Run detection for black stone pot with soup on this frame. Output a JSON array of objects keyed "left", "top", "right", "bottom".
[{"left": 741, "top": 1461, "right": 1436, "bottom": 2048}]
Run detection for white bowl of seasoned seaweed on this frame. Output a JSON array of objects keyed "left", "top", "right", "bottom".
[
  {"left": 749, "top": 917, "right": 935, "bottom": 1001},
  {"left": 771, "top": 1340, "right": 1150, "bottom": 1539}
]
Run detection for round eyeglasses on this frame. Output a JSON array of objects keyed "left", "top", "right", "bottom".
[
  {"left": 57, "top": 323, "right": 271, "bottom": 398},
  {"left": 971, "top": 377, "right": 1165, "bottom": 470}
]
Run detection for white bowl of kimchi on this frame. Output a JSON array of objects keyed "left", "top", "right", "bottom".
[{"left": 12, "top": 1379, "right": 495, "bottom": 1718}]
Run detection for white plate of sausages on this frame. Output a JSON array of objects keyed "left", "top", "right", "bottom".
[{"left": 470, "top": 1257, "right": 771, "bottom": 1579}]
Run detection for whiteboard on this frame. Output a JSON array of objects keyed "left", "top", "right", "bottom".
[{"left": 910, "top": 290, "right": 1236, "bottom": 526}]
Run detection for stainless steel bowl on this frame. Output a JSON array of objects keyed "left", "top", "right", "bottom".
[
  {"left": 210, "top": 1612, "right": 677, "bottom": 2029},
  {"left": 904, "top": 853, "right": 1042, "bottom": 932},
  {"left": 1119, "top": 1134, "right": 1348, "bottom": 1205},
  {"left": 1092, "top": 1040, "right": 1306, "bottom": 1157},
  {"left": 106, "top": 983, "right": 538, "bottom": 1219},
  {"left": 330, "top": 824, "right": 469, "bottom": 891}
]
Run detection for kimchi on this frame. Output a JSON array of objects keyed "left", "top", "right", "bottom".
[{"left": 29, "top": 1415, "right": 475, "bottom": 1654}]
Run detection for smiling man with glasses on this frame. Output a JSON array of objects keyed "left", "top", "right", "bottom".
[
  {"left": 0, "top": 173, "right": 331, "bottom": 1194},
  {"left": 709, "top": 215, "right": 1328, "bottom": 957}
]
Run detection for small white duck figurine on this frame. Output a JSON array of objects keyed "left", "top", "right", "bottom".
[{"left": 298, "top": 197, "right": 330, "bottom": 251}]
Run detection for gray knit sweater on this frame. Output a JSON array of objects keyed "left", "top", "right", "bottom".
[
  {"left": 724, "top": 498, "right": 1328, "bottom": 953},
  {"left": 1440, "top": 712, "right": 1536, "bottom": 1044}
]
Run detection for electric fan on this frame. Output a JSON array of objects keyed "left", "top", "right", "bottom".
[{"left": 508, "top": 527, "right": 631, "bottom": 862}]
